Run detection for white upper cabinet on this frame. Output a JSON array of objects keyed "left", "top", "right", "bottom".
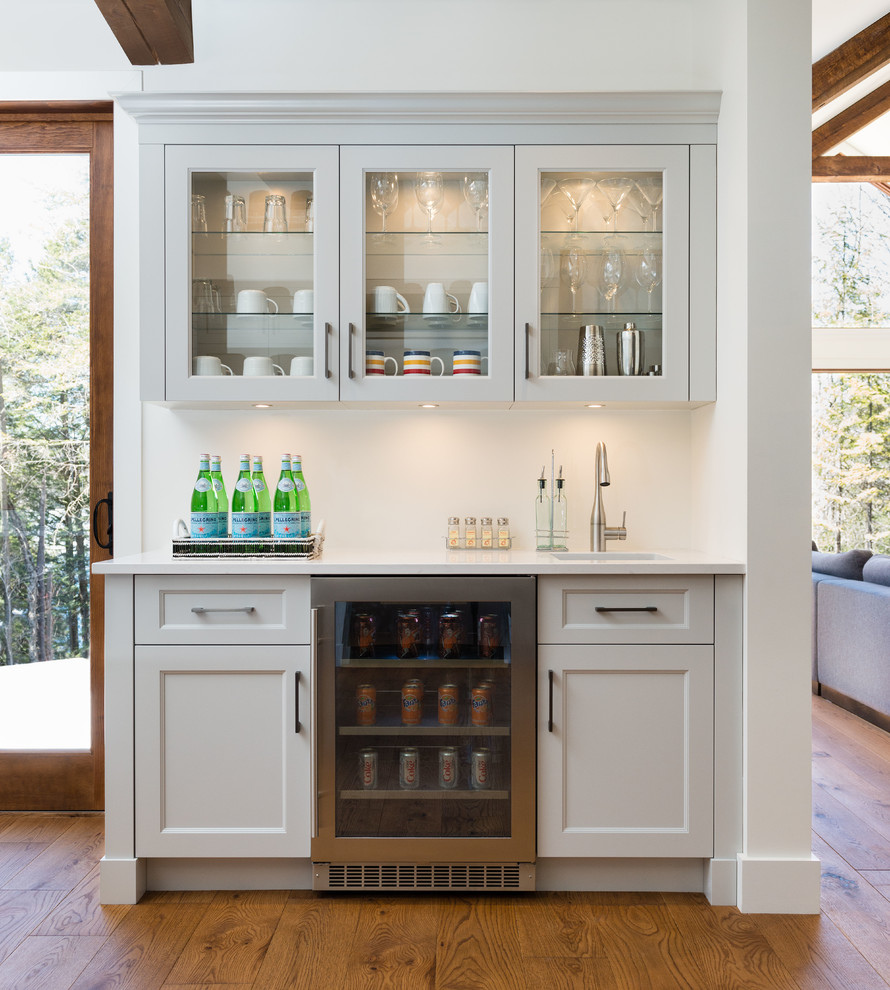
[{"left": 339, "top": 146, "right": 514, "bottom": 405}]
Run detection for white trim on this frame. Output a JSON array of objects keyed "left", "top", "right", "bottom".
[
  {"left": 812, "top": 327, "right": 890, "bottom": 371},
  {"left": 736, "top": 855, "right": 822, "bottom": 914}
]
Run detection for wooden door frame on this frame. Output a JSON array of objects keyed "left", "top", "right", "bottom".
[{"left": 0, "top": 103, "right": 113, "bottom": 810}]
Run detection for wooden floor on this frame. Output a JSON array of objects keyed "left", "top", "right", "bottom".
[{"left": 0, "top": 695, "right": 888, "bottom": 989}]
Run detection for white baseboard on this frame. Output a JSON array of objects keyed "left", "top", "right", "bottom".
[
  {"left": 737, "top": 854, "right": 822, "bottom": 913},
  {"left": 705, "top": 857, "right": 738, "bottom": 905},
  {"left": 99, "top": 856, "right": 146, "bottom": 905}
]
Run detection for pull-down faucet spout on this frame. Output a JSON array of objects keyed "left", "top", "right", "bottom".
[{"left": 590, "top": 442, "right": 627, "bottom": 551}]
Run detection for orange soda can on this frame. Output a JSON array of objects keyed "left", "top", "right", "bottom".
[
  {"left": 401, "top": 679, "right": 423, "bottom": 725},
  {"left": 471, "top": 684, "right": 492, "bottom": 726},
  {"left": 356, "top": 684, "right": 376, "bottom": 726},
  {"left": 438, "top": 683, "right": 460, "bottom": 725}
]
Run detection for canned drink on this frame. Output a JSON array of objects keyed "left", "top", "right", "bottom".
[
  {"left": 439, "top": 747, "right": 459, "bottom": 789},
  {"left": 439, "top": 612, "right": 462, "bottom": 659},
  {"left": 478, "top": 614, "right": 500, "bottom": 658},
  {"left": 356, "top": 684, "right": 376, "bottom": 726},
  {"left": 396, "top": 610, "right": 420, "bottom": 659},
  {"left": 358, "top": 748, "right": 378, "bottom": 789},
  {"left": 470, "top": 747, "right": 492, "bottom": 790},
  {"left": 354, "top": 612, "right": 376, "bottom": 658},
  {"left": 399, "top": 747, "right": 420, "bottom": 789},
  {"left": 401, "top": 679, "right": 423, "bottom": 725},
  {"left": 471, "top": 684, "right": 493, "bottom": 726},
  {"left": 438, "top": 684, "right": 460, "bottom": 725}
]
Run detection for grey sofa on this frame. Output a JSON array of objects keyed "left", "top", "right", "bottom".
[{"left": 812, "top": 548, "right": 890, "bottom": 731}]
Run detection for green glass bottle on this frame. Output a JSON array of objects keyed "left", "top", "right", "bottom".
[
  {"left": 273, "top": 454, "right": 299, "bottom": 538},
  {"left": 231, "top": 454, "right": 258, "bottom": 539},
  {"left": 291, "top": 454, "right": 312, "bottom": 537},
  {"left": 252, "top": 455, "right": 272, "bottom": 538},
  {"left": 210, "top": 454, "right": 228, "bottom": 538},
  {"left": 190, "top": 453, "right": 218, "bottom": 540}
]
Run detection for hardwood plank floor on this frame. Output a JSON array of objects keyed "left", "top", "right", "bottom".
[{"left": 0, "top": 695, "right": 889, "bottom": 989}]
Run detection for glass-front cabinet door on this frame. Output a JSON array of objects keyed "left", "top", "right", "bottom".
[
  {"left": 340, "top": 146, "right": 514, "bottom": 404},
  {"left": 515, "top": 145, "right": 691, "bottom": 403},
  {"left": 163, "top": 145, "right": 339, "bottom": 402}
]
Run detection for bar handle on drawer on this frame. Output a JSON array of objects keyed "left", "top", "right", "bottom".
[
  {"left": 295, "top": 671, "right": 301, "bottom": 733},
  {"left": 594, "top": 606, "right": 658, "bottom": 613},
  {"left": 190, "top": 606, "right": 256, "bottom": 614},
  {"left": 548, "top": 669, "right": 554, "bottom": 732}
]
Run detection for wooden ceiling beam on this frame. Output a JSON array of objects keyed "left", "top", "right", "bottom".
[
  {"left": 813, "top": 12, "right": 890, "bottom": 112},
  {"left": 812, "top": 155, "right": 890, "bottom": 181},
  {"left": 93, "top": 0, "right": 193, "bottom": 65},
  {"left": 812, "top": 77, "right": 890, "bottom": 157}
]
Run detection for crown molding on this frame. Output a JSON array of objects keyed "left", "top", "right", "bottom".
[{"left": 115, "top": 91, "right": 721, "bottom": 127}]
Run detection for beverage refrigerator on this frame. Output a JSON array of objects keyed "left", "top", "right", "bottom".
[{"left": 310, "top": 576, "right": 536, "bottom": 891}]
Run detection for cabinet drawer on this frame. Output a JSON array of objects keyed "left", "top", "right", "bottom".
[
  {"left": 135, "top": 575, "right": 310, "bottom": 645},
  {"left": 538, "top": 575, "right": 714, "bottom": 645}
]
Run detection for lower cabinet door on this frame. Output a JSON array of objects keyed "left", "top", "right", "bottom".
[
  {"left": 135, "top": 645, "right": 310, "bottom": 858},
  {"left": 538, "top": 644, "right": 713, "bottom": 858}
]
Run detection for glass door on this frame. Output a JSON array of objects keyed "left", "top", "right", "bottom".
[
  {"left": 340, "top": 147, "right": 514, "bottom": 404},
  {"left": 164, "top": 145, "right": 339, "bottom": 402},
  {"left": 312, "top": 576, "right": 535, "bottom": 863},
  {"left": 515, "top": 145, "right": 690, "bottom": 403}
]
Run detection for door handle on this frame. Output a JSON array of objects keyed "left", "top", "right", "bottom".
[
  {"left": 92, "top": 491, "right": 113, "bottom": 554},
  {"left": 310, "top": 607, "right": 319, "bottom": 837},
  {"left": 348, "top": 323, "right": 356, "bottom": 379},
  {"left": 324, "top": 322, "right": 332, "bottom": 379},
  {"left": 525, "top": 323, "right": 531, "bottom": 380},
  {"left": 594, "top": 606, "right": 658, "bottom": 613},
  {"left": 548, "top": 669, "right": 554, "bottom": 732},
  {"left": 190, "top": 606, "right": 256, "bottom": 614},
  {"left": 295, "top": 670, "right": 301, "bottom": 733}
]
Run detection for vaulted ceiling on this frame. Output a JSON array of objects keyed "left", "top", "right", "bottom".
[{"left": 92, "top": 0, "right": 193, "bottom": 65}]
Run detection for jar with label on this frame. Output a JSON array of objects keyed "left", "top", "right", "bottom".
[
  {"left": 447, "top": 516, "right": 461, "bottom": 548},
  {"left": 464, "top": 516, "right": 478, "bottom": 548},
  {"left": 497, "top": 517, "right": 511, "bottom": 549},
  {"left": 480, "top": 517, "right": 493, "bottom": 548}
]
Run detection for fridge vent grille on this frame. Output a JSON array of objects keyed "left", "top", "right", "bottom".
[{"left": 317, "top": 863, "right": 534, "bottom": 891}]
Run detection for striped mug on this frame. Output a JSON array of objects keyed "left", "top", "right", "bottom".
[
  {"left": 452, "top": 350, "right": 488, "bottom": 375},
  {"left": 403, "top": 350, "right": 445, "bottom": 376},
  {"left": 366, "top": 350, "right": 399, "bottom": 376}
]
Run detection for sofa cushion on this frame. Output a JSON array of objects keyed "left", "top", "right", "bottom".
[
  {"left": 863, "top": 554, "right": 890, "bottom": 587},
  {"left": 812, "top": 549, "right": 872, "bottom": 580}
]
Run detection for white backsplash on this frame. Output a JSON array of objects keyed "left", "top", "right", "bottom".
[{"left": 143, "top": 405, "right": 693, "bottom": 554}]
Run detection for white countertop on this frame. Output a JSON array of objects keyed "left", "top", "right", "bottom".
[{"left": 94, "top": 547, "right": 745, "bottom": 576}]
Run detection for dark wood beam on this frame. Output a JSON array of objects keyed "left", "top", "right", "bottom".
[
  {"left": 812, "top": 154, "right": 890, "bottom": 181},
  {"left": 813, "top": 12, "right": 890, "bottom": 112},
  {"left": 93, "top": 0, "right": 193, "bottom": 65},
  {"left": 812, "top": 77, "right": 890, "bottom": 157}
]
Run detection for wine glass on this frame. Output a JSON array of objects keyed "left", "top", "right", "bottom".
[
  {"left": 635, "top": 244, "right": 662, "bottom": 313},
  {"left": 635, "top": 176, "right": 664, "bottom": 231},
  {"left": 597, "top": 176, "right": 635, "bottom": 230},
  {"left": 462, "top": 173, "right": 489, "bottom": 232},
  {"left": 369, "top": 173, "right": 399, "bottom": 234},
  {"left": 561, "top": 246, "right": 587, "bottom": 317},
  {"left": 414, "top": 171, "right": 445, "bottom": 241},
  {"left": 557, "top": 177, "right": 596, "bottom": 234},
  {"left": 600, "top": 238, "right": 625, "bottom": 313}
]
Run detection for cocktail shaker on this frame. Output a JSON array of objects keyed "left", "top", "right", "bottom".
[
  {"left": 617, "top": 322, "right": 643, "bottom": 376},
  {"left": 577, "top": 324, "right": 605, "bottom": 376}
]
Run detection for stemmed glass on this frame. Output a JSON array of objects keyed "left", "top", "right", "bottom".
[
  {"left": 369, "top": 173, "right": 399, "bottom": 235},
  {"left": 561, "top": 246, "right": 587, "bottom": 317},
  {"left": 601, "top": 239, "right": 625, "bottom": 313},
  {"left": 462, "top": 173, "right": 489, "bottom": 232},
  {"left": 414, "top": 171, "right": 445, "bottom": 241},
  {"left": 635, "top": 244, "right": 662, "bottom": 313},
  {"left": 635, "top": 177, "right": 664, "bottom": 231},
  {"left": 597, "top": 177, "right": 635, "bottom": 230},
  {"left": 557, "top": 177, "right": 596, "bottom": 234}
]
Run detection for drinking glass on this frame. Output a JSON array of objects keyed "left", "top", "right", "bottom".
[
  {"left": 414, "top": 171, "right": 445, "bottom": 240},
  {"left": 224, "top": 194, "right": 247, "bottom": 232},
  {"left": 557, "top": 177, "right": 596, "bottom": 234},
  {"left": 635, "top": 245, "right": 662, "bottom": 313},
  {"left": 597, "top": 177, "right": 634, "bottom": 230},
  {"left": 635, "top": 176, "right": 664, "bottom": 231},
  {"left": 462, "top": 173, "right": 489, "bottom": 232},
  {"left": 601, "top": 239, "right": 625, "bottom": 313},
  {"left": 191, "top": 194, "right": 207, "bottom": 233},
  {"left": 263, "top": 194, "right": 288, "bottom": 232},
  {"left": 369, "top": 173, "right": 399, "bottom": 234},
  {"left": 553, "top": 349, "right": 576, "bottom": 376},
  {"left": 561, "top": 247, "right": 587, "bottom": 317}
]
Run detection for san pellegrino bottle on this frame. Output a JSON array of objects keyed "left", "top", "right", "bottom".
[
  {"left": 252, "top": 455, "right": 272, "bottom": 537},
  {"left": 291, "top": 454, "right": 312, "bottom": 537},
  {"left": 190, "top": 453, "right": 218, "bottom": 539},
  {"left": 231, "top": 454, "right": 258, "bottom": 538},
  {"left": 210, "top": 454, "right": 228, "bottom": 538},
  {"left": 273, "top": 454, "right": 299, "bottom": 538}
]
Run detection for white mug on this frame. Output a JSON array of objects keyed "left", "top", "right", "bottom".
[
  {"left": 403, "top": 350, "right": 445, "bottom": 376},
  {"left": 366, "top": 350, "right": 399, "bottom": 376},
  {"left": 242, "top": 355, "right": 285, "bottom": 376},
  {"left": 422, "top": 282, "right": 461, "bottom": 315},
  {"left": 237, "top": 289, "right": 279, "bottom": 314},
  {"left": 468, "top": 281, "right": 488, "bottom": 314},
  {"left": 293, "top": 289, "right": 314, "bottom": 314},
  {"left": 452, "top": 350, "right": 489, "bottom": 376},
  {"left": 373, "top": 285, "right": 410, "bottom": 314},
  {"left": 193, "top": 355, "right": 234, "bottom": 376},
  {"left": 290, "top": 355, "right": 314, "bottom": 376}
]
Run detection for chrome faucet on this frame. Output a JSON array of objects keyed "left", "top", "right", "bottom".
[{"left": 590, "top": 441, "right": 627, "bottom": 551}]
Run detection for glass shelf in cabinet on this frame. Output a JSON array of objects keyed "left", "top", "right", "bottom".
[
  {"left": 365, "top": 231, "right": 489, "bottom": 257},
  {"left": 192, "top": 231, "right": 314, "bottom": 258},
  {"left": 541, "top": 228, "right": 662, "bottom": 237},
  {"left": 339, "top": 788, "right": 509, "bottom": 800},
  {"left": 366, "top": 313, "right": 489, "bottom": 333},
  {"left": 338, "top": 724, "right": 511, "bottom": 736}
]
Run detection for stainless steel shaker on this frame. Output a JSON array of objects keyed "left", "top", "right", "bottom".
[
  {"left": 617, "top": 322, "right": 643, "bottom": 376},
  {"left": 578, "top": 324, "right": 605, "bottom": 376}
]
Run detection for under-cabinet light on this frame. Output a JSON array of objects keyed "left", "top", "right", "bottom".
[
  {"left": 253, "top": 403, "right": 273, "bottom": 409},
  {"left": 419, "top": 403, "right": 439, "bottom": 409},
  {"left": 586, "top": 403, "right": 605, "bottom": 408}
]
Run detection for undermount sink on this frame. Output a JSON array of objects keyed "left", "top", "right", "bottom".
[{"left": 549, "top": 551, "right": 671, "bottom": 561}]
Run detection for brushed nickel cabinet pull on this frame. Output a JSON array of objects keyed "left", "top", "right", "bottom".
[
  {"left": 190, "top": 606, "right": 256, "bottom": 614},
  {"left": 594, "top": 606, "right": 658, "bottom": 613}
]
